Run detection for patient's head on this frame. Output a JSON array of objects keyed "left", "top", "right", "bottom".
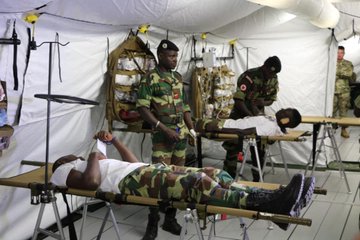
[
  {"left": 276, "top": 108, "right": 302, "bottom": 129},
  {"left": 52, "top": 154, "right": 82, "bottom": 173}
]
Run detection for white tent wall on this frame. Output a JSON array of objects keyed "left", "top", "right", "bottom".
[
  {"left": 0, "top": 14, "right": 138, "bottom": 240},
  {"left": 0, "top": 1, "right": 356, "bottom": 239}
]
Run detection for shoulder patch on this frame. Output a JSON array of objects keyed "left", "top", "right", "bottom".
[{"left": 240, "top": 84, "right": 247, "bottom": 91}]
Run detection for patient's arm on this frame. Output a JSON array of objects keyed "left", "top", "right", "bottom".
[
  {"left": 95, "top": 131, "right": 139, "bottom": 163},
  {"left": 112, "top": 138, "right": 139, "bottom": 163},
  {"left": 66, "top": 152, "right": 102, "bottom": 190},
  {"left": 234, "top": 99, "right": 254, "bottom": 117}
]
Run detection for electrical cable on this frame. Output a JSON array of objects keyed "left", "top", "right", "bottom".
[{"left": 339, "top": 10, "right": 360, "bottom": 19}]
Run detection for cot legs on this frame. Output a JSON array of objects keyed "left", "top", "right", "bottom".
[
  {"left": 236, "top": 138, "right": 264, "bottom": 182},
  {"left": 305, "top": 124, "right": 351, "bottom": 193},
  {"left": 32, "top": 192, "right": 65, "bottom": 240},
  {"left": 180, "top": 208, "right": 251, "bottom": 240},
  {"left": 80, "top": 198, "right": 121, "bottom": 240},
  {"left": 180, "top": 208, "right": 204, "bottom": 240},
  {"left": 96, "top": 202, "right": 121, "bottom": 240}
]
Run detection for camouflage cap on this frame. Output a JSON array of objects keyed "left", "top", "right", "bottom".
[
  {"left": 264, "top": 56, "right": 281, "bottom": 73},
  {"left": 158, "top": 39, "right": 179, "bottom": 52}
]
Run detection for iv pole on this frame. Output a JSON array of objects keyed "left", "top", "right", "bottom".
[{"left": 31, "top": 38, "right": 99, "bottom": 240}]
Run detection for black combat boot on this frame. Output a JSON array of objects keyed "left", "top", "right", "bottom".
[
  {"left": 162, "top": 208, "right": 182, "bottom": 235},
  {"left": 245, "top": 173, "right": 304, "bottom": 230},
  {"left": 142, "top": 208, "right": 160, "bottom": 240},
  {"left": 293, "top": 176, "right": 315, "bottom": 217},
  {"left": 299, "top": 176, "right": 315, "bottom": 208}
]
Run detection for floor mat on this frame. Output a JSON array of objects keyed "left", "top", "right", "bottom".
[{"left": 328, "top": 161, "right": 360, "bottom": 172}]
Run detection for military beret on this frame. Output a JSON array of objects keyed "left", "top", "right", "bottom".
[
  {"left": 264, "top": 56, "right": 281, "bottom": 73},
  {"left": 158, "top": 39, "right": 179, "bottom": 52}
]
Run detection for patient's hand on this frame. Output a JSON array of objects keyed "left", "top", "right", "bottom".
[{"left": 94, "top": 131, "right": 113, "bottom": 142}]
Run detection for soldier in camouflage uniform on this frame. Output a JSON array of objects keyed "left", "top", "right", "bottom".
[
  {"left": 333, "top": 46, "right": 354, "bottom": 138},
  {"left": 136, "top": 39, "right": 195, "bottom": 239},
  {"left": 222, "top": 56, "right": 281, "bottom": 181},
  {"left": 51, "top": 130, "right": 314, "bottom": 231}
]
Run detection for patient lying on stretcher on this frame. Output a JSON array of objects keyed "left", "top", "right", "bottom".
[
  {"left": 195, "top": 108, "right": 302, "bottom": 136},
  {"left": 50, "top": 130, "right": 313, "bottom": 231}
]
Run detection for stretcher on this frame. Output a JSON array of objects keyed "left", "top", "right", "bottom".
[
  {"left": 301, "top": 116, "right": 360, "bottom": 193},
  {"left": 197, "top": 130, "right": 311, "bottom": 181},
  {"left": 0, "top": 161, "right": 322, "bottom": 240},
  {"left": 117, "top": 125, "right": 310, "bottom": 181},
  {"left": 302, "top": 116, "right": 360, "bottom": 126}
]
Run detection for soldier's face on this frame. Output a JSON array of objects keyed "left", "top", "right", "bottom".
[
  {"left": 337, "top": 49, "right": 344, "bottom": 61},
  {"left": 158, "top": 50, "right": 178, "bottom": 70},
  {"left": 263, "top": 66, "right": 276, "bottom": 79}
]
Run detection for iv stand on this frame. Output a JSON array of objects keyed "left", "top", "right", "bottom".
[{"left": 31, "top": 39, "right": 99, "bottom": 240}]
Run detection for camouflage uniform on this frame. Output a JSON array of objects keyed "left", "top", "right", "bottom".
[
  {"left": 137, "top": 66, "right": 191, "bottom": 166},
  {"left": 118, "top": 163, "right": 258, "bottom": 208},
  {"left": 222, "top": 67, "right": 279, "bottom": 180},
  {"left": 333, "top": 59, "right": 354, "bottom": 117},
  {"left": 355, "top": 95, "right": 360, "bottom": 109}
]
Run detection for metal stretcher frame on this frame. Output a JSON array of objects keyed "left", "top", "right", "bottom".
[
  {"left": 0, "top": 162, "right": 317, "bottom": 240},
  {"left": 196, "top": 130, "right": 310, "bottom": 179},
  {"left": 301, "top": 116, "right": 360, "bottom": 193}
]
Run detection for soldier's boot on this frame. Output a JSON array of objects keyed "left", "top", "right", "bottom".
[
  {"left": 245, "top": 173, "right": 304, "bottom": 230},
  {"left": 162, "top": 208, "right": 182, "bottom": 235},
  {"left": 341, "top": 127, "right": 350, "bottom": 138},
  {"left": 142, "top": 210, "right": 160, "bottom": 240},
  {"left": 293, "top": 176, "right": 315, "bottom": 217}
]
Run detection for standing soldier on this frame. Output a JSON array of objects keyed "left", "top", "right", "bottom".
[
  {"left": 333, "top": 45, "right": 354, "bottom": 138},
  {"left": 222, "top": 56, "right": 281, "bottom": 181},
  {"left": 136, "top": 39, "right": 196, "bottom": 240}
]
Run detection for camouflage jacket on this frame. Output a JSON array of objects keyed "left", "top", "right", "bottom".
[
  {"left": 231, "top": 67, "right": 278, "bottom": 118},
  {"left": 136, "top": 67, "right": 190, "bottom": 130},
  {"left": 335, "top": 59, "right": 353, "bottom": 93}
]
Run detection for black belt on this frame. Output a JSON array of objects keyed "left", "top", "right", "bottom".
[{"left": 158, "top": 115, "right": 182, "bottom": 125}]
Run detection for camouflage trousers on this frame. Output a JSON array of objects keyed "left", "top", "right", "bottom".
[
  {"left": 333, "top": 92, "right": 350, "bottom": 117},
  {"left": 152, "top": 131, "right": 187, "bottom": 166},
  {"left": 118, "top": 163, "right": 255, "bottom": 208}
]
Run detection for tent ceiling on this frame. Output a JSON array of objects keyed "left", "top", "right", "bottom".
[
  {"left": 2, "top": 0, "right": 358, "bottom": 40},
  {"left": 2, "top": 0, "right": 262, "bottom": 33}
]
